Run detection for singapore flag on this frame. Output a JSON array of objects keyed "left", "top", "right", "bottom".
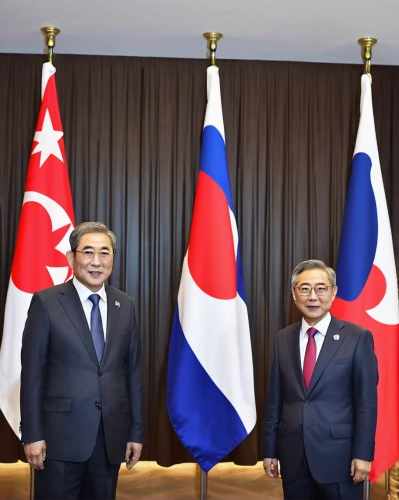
[{"left": 0, "top": 62, "right": 75, "bottom": 436}]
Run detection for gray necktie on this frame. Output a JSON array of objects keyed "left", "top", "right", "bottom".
[{"left": 88, "top": 294, "right": 105, "bottom": 362}]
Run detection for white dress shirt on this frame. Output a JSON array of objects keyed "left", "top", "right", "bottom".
[
  {"left": 73, "top": 276, "right": 108, "bottom": 340},
  {"left": 299, "top": 312, "right": 332, "bottom": 369}
]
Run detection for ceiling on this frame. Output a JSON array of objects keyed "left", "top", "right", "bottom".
[{"left": 2, "top": 0, "right": 399, "bottom": 66}]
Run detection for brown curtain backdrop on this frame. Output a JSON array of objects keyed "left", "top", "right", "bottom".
[{"left": 1, "top": 54, "right": 399, "bottom": 466}]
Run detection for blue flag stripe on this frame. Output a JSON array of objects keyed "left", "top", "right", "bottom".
[
  {"left": 336, "top": 152, "right": 378, "bottom": 301},
  {"left": 199, "top": 125, "right": 234, "bottom": 211},
  {"left": 167, "top": 307, "right": 248, "bottom": 472}
]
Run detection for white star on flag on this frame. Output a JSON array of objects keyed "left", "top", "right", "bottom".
[{"left": 32, "top": 109, "right": 64, "bottom": 167}]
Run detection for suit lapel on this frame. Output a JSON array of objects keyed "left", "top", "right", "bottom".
[
  {"left": 287, "top": 323, "right": 306, "bottom": 396},
  {"left": 306, "top": 316, "right": 347, "bottom": 395},
  {"left": 101, "top": 285, "right": 121, "bottom": 366},
  {"left": 58, "top": 280, "right": 99, "bottom": 366}
]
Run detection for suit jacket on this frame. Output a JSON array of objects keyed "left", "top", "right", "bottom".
[
  {"left": 262, "top": 316, "right": 378, "bottom": 484},
  {"left": 20, "top": 280, "right": 143, "bottom": 464}
]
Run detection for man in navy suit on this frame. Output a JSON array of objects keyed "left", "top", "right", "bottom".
[
  {"left": 262, "top": 259, "right": 378, "bottom": 500},
  {"left": 20, "top": 222, "right": 143, "bottom": 500}
]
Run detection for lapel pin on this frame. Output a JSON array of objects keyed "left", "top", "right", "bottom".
[
  {"left": 115, "top": 301, "right": 120, "bottom": 308},
  {"left": 333, "top": 334, "right": 340, "bottom": 341}
]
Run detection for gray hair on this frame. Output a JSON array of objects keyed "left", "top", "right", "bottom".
[
  {"left": 69, "top": 222, "right": 116, "bottom": 252},
  {"left": 291, "top": 260, "right": 336, "bottom": 287}
]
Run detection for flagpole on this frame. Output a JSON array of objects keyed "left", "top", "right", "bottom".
[
  {"left": 363, "top": 477, "right": 370, "bottom": 500},
  {"left": 385, "top": 469, "right": 391, "bottom": 500},
  {"left": 357, "top": 36, "right": 378, "bottom": 500},
  {"left": 192, "top": 31, "right": 224, "bottom": 500},
  {"left": 203, "top": 31, "right": 223, "bottom": 67},
  {"left": 199, "top": 466, "right": 208, "bottom": 500},
  {"left": 358, "top": 37, "right": 377, "bottom": 81},
  {"left": 41, "top": 26, "right": 61, "bottom": 65},
  {"left": 27, "top": 27, "right": 62, "bottom": 500},
  {"left": 29, "top": 467, "right": 34, "bottom": 500}
]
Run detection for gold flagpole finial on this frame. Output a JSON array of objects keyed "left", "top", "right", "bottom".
[
  {"left": 358, "top": 37, "right": 377, "bottom": 80},
  {"left": 41, "top": 27, "right": 61, "bottom": 65},
  {"left": 203, "top": 32, "right": 223, "bottom": 66}
]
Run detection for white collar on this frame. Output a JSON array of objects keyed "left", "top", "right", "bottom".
[
  {"left": 72, "top": 276, "right": 107, "bottom": 304},
  {"left": 300, "top": 312, "right": 331, "bottom": 339}
]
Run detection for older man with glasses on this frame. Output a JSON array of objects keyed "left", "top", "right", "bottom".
[
  {"left": 262, "top": 259, "right": 378, "bottom": 500},
  {"left": 20, "top": 222, "right": 143, "bottom": 500}
]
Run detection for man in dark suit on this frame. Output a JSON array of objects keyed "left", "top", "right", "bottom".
[
  {"left": 262, "top": 259, "right": 378, "bottom": 500},
  {"left": 20, "top": 222, "right": 143, "bottom": 500}
]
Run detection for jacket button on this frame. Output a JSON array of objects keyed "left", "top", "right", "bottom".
[
  {"left": 304, "top": 400, "right": 310, "bottom": 405},
  {"left": 95, "top": 401, "right": 102, "bottom": 409},
  {"left": 299, "top": 423, "right": 303, "bottom": 428},
  {"left": 99, "top": 372, "right": 103, "bottom": 377}
]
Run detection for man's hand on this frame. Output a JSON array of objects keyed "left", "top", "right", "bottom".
[
  {"left": 263, "top": 458, "right": 279, "bottom": 479},
  {"left": 351, "top": 458, "right": 371, "bottom": 484},
  {"left": 125, "top": 442, "right": 143, "bottom": 470},
  {"left": 24, "top": 440, "right": 46, "bottom": 471}
]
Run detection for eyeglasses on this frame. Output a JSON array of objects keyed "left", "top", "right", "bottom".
[
  {"left": 75, "top": 250, "right": 114, "bottom": 262},
  {"left": 295, "top": 285, "right": 334, "bottom": 297}
]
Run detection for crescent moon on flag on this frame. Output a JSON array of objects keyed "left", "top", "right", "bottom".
[{"left": 22, "top": 190, "right": 74, "bottom": 285}]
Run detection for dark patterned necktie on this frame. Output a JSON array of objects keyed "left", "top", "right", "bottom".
[
  {"left": 303, "top": 327, "right": 318, "bottom": 389},
  {"left": 88, "top": 294, "right": 105, "bottom": 362}
]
